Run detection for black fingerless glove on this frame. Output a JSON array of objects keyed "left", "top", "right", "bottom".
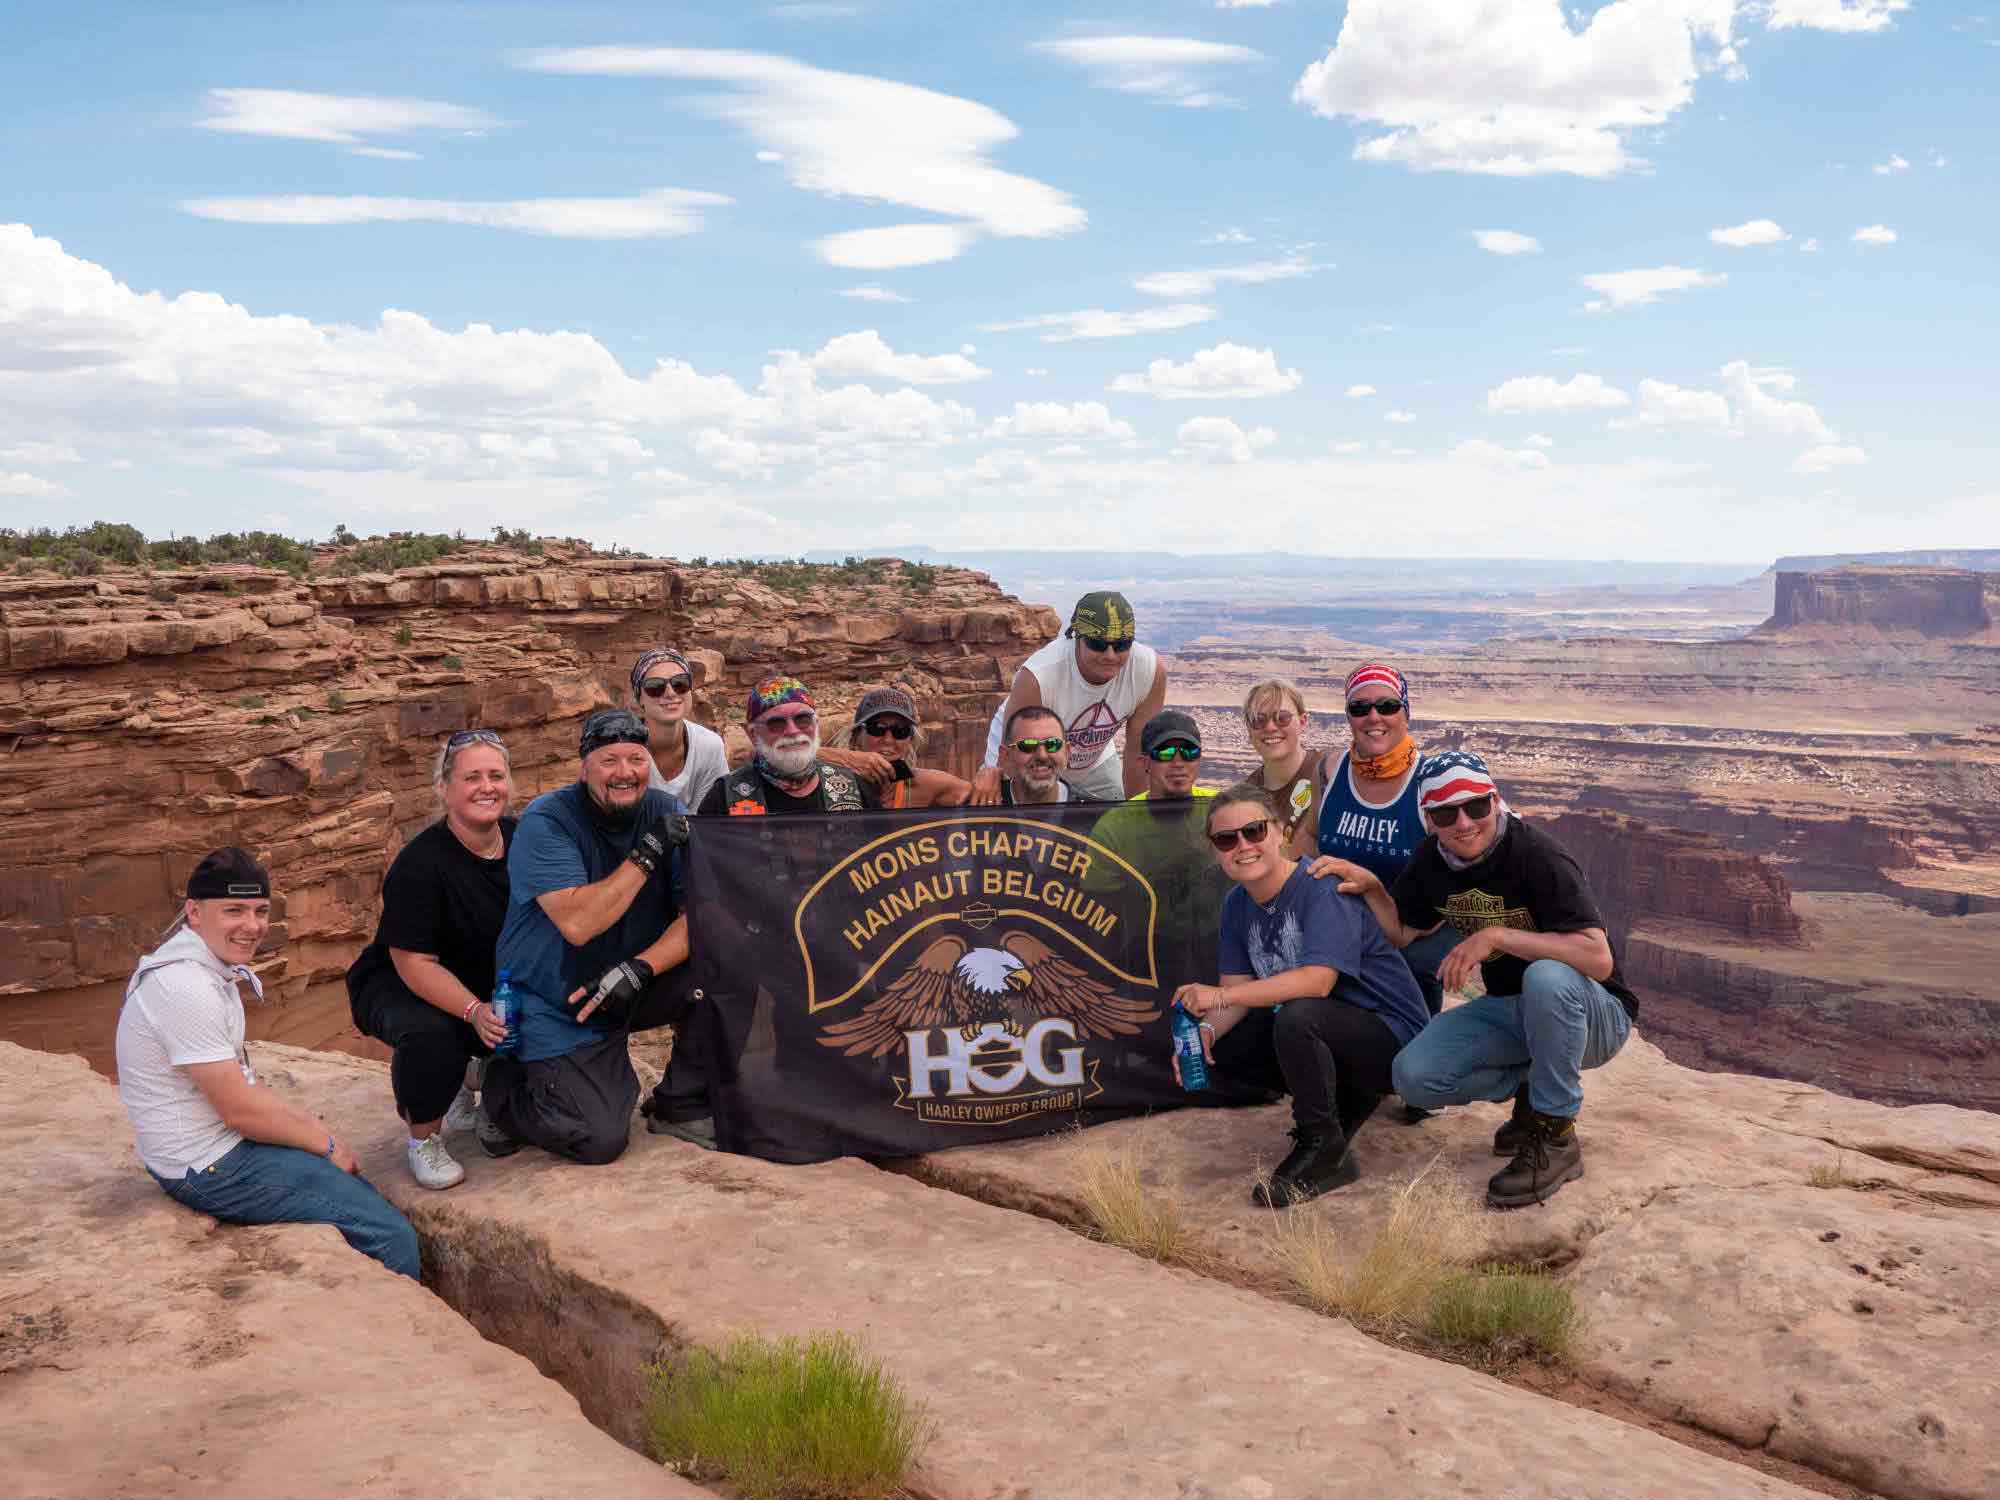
[
  {"left": 576, "top": 957, "right": 655, "bottom": 1028},
  {"left": 627, "top": 813, "right": 688, "bottom": 874}
]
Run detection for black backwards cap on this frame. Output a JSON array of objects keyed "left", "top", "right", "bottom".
[
  {"left": 580, "top": 706, "right": 651, "bottom": 759},
  {"left": 186, "top": 846, "right": 271, "bottom": 900}
]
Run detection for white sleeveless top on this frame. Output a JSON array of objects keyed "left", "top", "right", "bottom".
[{"left": 983, "top": 636, "right": 1160, "bottom": 803}]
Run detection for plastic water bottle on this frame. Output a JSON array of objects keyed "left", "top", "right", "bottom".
[
  {"left": 491, "top": 968, "right": 519, "bottom": 1057},
  {"left": 1170, "top": 1003, "right": 1208, "bottom": 1091}
]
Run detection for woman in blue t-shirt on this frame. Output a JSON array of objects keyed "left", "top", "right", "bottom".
[{"left": 1174, "top": 785, "right": 1429, "bottom": 1209}]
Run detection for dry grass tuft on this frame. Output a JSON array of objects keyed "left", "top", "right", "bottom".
[
  {"left": 1273, "top": 1158, "right": 1486, "bottom": 1324},
  {"left": 1077, "top": 1144, "right": 1190, "bottom": 1264}
]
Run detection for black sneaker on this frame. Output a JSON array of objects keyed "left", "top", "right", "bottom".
[
  {"left": 1492, "top": 1082, "right": 1534, "bottom": 1156},
  {"left": 1487, "top": 1112, "right": 1583, "bottom": 1208},
  {"left": 475, "top": 1102, "right": 520, "bottom": 1159},
  {"left": 646, "top": 1114, "right": 718, "bottom": 1150},
  {"left": 1252, "top": 1127, "right": 1358, "bottom": 1208}
]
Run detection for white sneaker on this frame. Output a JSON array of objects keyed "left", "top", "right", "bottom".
[
  {"left": 441, "top": 1086, "right": 480, "bottom": 1137},
  {"left": 407, "top": 1133, "right": 466, "bottom": 1190}
]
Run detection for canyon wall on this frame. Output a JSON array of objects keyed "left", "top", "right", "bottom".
[
  {"left": 0, "top": 550, "right": 1058, "bottom": 1072},
  {"left": 1760, "top": 564, "right": 1999, "bottom": 637},
  {"left": 1541, "top": 810, "right": 1805, "bottom": 948}
]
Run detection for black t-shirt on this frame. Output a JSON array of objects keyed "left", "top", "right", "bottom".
[
  {"left": 1389, "top": 817, "right": 1639, "bottom": 1019},
  {"left": 348, "top": 818, "right": 517, "bottom": 1002},
  {"left": 696, "top": 771, "right": 880, "bottom": 815}
]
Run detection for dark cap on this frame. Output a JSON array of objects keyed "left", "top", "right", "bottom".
[
  {"left": 1140, "top": 710, "right": 1201, "bottom": 755},
  {"left": 186, "top": 846, "right": 271, "bottom": 901},
  {"left": 1069, "top": 590, "right": 1136, "bottom": 640},
  {"left": 853, "top": 686, "right": 917, "bottom": 726},
  {"left": 580, "top": 707, "right": 650, "bottom": 760}
]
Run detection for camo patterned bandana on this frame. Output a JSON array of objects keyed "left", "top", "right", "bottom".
[{"left": 1069, "top": 590, "right": 1136, "bottom": 641}]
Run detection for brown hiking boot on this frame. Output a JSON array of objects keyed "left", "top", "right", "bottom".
[
  {"left": 1487, "top": 1111, "right": 1583, "bottom": 1208},
  {"left": 1492, "top": 1082, "right": 1534, "bottom": 1156}
]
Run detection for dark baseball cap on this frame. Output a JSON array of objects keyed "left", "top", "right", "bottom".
[
  {"left": 1069, "top": 590, "right": 1136, "bottom": 640},
  {"left": 1140, "top": 710, "right": 1201, "bottom": 755},
  {"left": 853, "top": 686, "right": 918, "bottom": 725}
]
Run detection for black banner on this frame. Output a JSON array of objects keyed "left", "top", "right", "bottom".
[{"left": 686, "top": 798, "right": 1269, "bottom": 1163}]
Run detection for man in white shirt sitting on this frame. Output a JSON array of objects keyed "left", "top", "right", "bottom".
[{"left": 116, "top": 847, "right": 420, "bottom": 1278}]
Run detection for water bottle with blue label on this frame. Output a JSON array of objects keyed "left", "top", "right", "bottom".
[
  {"left": 491, "top": 968, "right": 520, "bottom": 1057},
  {"left": 1169, "top": 1003, "right": 1208, "bottom": 1091}
]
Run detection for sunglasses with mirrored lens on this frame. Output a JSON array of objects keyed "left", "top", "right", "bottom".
[
  {"left": 1147, "top": 745, "right": 1201, "bottom": 762},
  {"left": 862, "top": 718, "right": 914, "bottom": 740},
  {"left": 1248, "top": 709, "right": 1297, "bottom": 730},
  {"left": 1429, "top": 794, "right": 1495, "bottom": 828},
  {"left": 642, "top": 675, "right": 694, "bottom": 698},
  {"left": 758, "top": 710, "right": 817, "bottom": 734},
  {"left": 1347, "top": 698, "right": 1405, "bottom": 718},
  {"left": 445, "top": 728, "right": 505, "bottom": 751},
  {"left": 1009, "top": 737, "right": 1066, "bottom": 755},
  {"left": 1079, "top": 636, "right": 1135, "bottom": 654},
  {"left": 1207, "top": 819, "right": 1271, "bottom": 852}
]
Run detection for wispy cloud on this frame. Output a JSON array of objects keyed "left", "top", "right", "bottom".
[
  {"left": 840, "top": 284, "right": 909, "bottom": 303},
  {"left": 1581, "top": 265, "right": 1726, "bottom": 311},
  {"left": 517, "top": 47, "right": 1083, "bottom": 266},
  {"left": 1763, "top": 0, "right": 1911, "bottom": 35},
  {"left": 1032, "top": 36, "right": 1262, "bottom": 108},
  {"left": 1133, "top": 254, "right": 1314, "bottom": 298},
  {"left": 1709, "top": 218, "right": 1789, "bottom": 247},
  {"left": 1852, "top": 223, "right": 1897, "bottom": 246},
  {"left": 979, "top": 304, "right": 1217, "bottom": 342},
  {"left": 1472, "top": 230, "right": 1541, "bottom": 255},
  {"left": 194, "top": 88, "right": 501, "bottom": 158},
  {"left": 1872, "top": 152, "right": 1910, "bottom": 174},
  {"left": 179, "top": 188, "right": 731, "bottom": 238}
]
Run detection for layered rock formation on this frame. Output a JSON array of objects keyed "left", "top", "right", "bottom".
[
  {"left": 0, "top": 549, "right": 1057, "bottom": 1072},
  {"left": 1543, "top": 810, "right": 1806, "bottom": 948},
  {"left": 1760, "top": 565, "right": 2000, "bottom": 637}
]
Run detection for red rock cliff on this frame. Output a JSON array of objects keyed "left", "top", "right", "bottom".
[
  {"left": 1542, "top": 810, "right": 1805, "bottom": 947},
  {"left": 1760, "top": 565, "right": 1998, "bottom": 637},
  {"left": 0, "top": 549, "right": 1058, "bottom": 1071}
]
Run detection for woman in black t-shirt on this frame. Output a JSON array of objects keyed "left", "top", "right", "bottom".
[{"left": 345, "top": 730, "right": 516, "bottom": 1190}]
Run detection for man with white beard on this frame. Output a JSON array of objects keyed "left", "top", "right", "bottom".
[{"left": 696, "top": 677, "right": 876, "bottom": 816}]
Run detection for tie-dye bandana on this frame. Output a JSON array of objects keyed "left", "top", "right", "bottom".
[{"left": 745, "top": 676, "right": 815, "bottom": 724}]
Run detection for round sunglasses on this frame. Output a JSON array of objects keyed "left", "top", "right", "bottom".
[
  {"left": 1207, "top": 818, "right": 1272, "bottom": 852},
  {"left": 1247, "top": 709, "right": 1297, "bottom": 730}
]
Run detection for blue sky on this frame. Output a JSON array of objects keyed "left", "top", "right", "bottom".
[{"left": 2, "top": 0, "right": 1994, "bottom": 562}]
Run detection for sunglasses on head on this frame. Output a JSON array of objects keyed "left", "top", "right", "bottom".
[
  {"left": 757, "top": 709, "right": 817, "bottom": 734},
  {"left": 1248, "top": 709, "right": 1297, "bottom": 730},
  {"left": 1146, "top": 744, "right": 1201, "bottom": 762},
  {"left": 641, "top": 675, "right": 693, "bottom": 699},
  {"left": 862, "top": 717, "right": 914, "bottom": 740},
  {"left": 1009, "top": 736, "right": 1066, "bottom": 755},
  {"left": 1429, "top": 794, "right": 1495, "bottom": 828},
  {"left": 1078, "top": 636, "right": 1134, "bottom": 654},
  {"left": 1207, "top": 819, "right": 1272, "bottom": 852},
  {"left": 445, "top": 728, "right": 505, "bottom": 751},
  {"left": 1347, "top": 698, "right": 1405, "bottom": 718}
]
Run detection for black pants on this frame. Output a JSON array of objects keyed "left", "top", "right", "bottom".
[
  {"left": 482, "top": 966, "right": 706, "bottom": 1166},
  {"left": 1210, "top": 996, "right": 1402, "bottom": 1140},
  {"left": 348, "top": 970, "right": 490, "bottom": 1125}
]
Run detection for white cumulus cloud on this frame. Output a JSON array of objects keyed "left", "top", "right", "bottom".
[
  {"left": 1524, "top": 432, "right": 1554, "bottom": 449},
  {"left": 1485, "top": 373, "right": 1631, "bottom": 413},
  {"left": 1709, "top": 218, "right": 1789, "bottom": 247},
  {"left": 194, "top": 88, "right": 501, "bottom": 155},
  {"left": 1873, "top": 152, "right": 1910, "bottom": 174},
  {"left": 1473, "top": 230, "right": 1541, "bottom": 255},
  {"left": 987, "top": 401, "right": 1136, "bottom": 441},
  {"left": 1385, "top": 409, "right": 1416, "bottom": 424},
  {"left": 807, "top": 331, "right": 988, "bottom": 384},
  {"left": 1581, "top": 265, "right": 1727, "bottom": 310},
  {"left": 1450, "top": 438, "right": 1550, "bottom": 470},
  {"left": 180, "top": 188, "right": 731, "bottom": 239},
  {"left": 1763, "top": 0, "right": 1911, "bottom": 34},
  {"left": 979, "top": 304, "right": 1217, "bottom": 342},
  {"left": 1794, "top": 443, "right": 1868, "bottom": 473},
  {"left": 1720, "top": 360, "right": 1834, "bottom": 441},
  {"left": 1852, "top": 224, "right": 1898, "bottom": 246},
  {"left": 1032, "top": 36, "right": 1262, "bottom": 108},
  {"left": 1175, "top": 415, "right": 1277, "bottom": 464},
  {"left": 1633, "top": 378, "right": 1733, "bottom": 429},
  {"left": 518, "top": 48, "right": 1084, "bottom": 265},
  {"left": 1346, "top": 384, "right": 1377, "bottom": 398},
  {"left": 1292, "top": 0, "right": 1742, "bottom": 179},
  {"left": 1133, "top": 255, "right": 1316, "bottom": 298},
  {"left": 1109, "top": 343, "right": 1303, "bottom": 400},
  {"left": 0, "top": 470, "right": 69, "bottom": 498}
]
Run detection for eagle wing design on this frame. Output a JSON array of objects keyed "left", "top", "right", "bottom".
[
  {"left": 999, "top": 931, "right": 1161, "bottom": 1039},
  {"left": 818, "top": 934, "right": 971, "bottom": 1058}
]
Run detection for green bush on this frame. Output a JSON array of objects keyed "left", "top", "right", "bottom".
[
  {"left": 394, "top": 624, "right": 413, "bottom": 647},
  {"left": 441, "top": 654, "right": 464, "bottom": 670},
  {"left": 644, "top": 1332, "right": 930, "bottom": 1500},
  {"left": 1426, "top": 1269, "right": 1578, "bottom": 1359},
  {"left": 327, "top": 690, "right": 348, "bottom": 711},
  {"left": 238, "top": 694, "right": 266, "bottom": 709}
]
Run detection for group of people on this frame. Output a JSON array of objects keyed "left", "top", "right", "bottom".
[{"left": 114, "top": 588, "right": 1637, "bottom": 1279}]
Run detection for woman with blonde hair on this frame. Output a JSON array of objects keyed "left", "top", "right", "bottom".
[
  {"left": 345, "top": 729, "right": 516, "bottom": 1189},
  {"left": 1241, "top": 677, "right": 1324, "bottom": 854},
  {"left": 832, "top": 685, "right": 970, "bottom": 809}
]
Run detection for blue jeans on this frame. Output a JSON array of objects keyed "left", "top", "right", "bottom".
[
  {"left": 1390, "top": 958, "right": 1632, "bottom": 1119},
  {"left": 1399, "top": 926, "right": 1456, "bottom": 1017},
  {"left": 151, "top": 1139, "right": 421, "bottom": 1279}
]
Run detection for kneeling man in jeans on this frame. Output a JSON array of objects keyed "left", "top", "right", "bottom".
[{"left": 1327, "top": 751, "right": 1637, "bottom": 1206}]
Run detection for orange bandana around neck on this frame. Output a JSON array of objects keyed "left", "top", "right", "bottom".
[{"left": 1350, "top": 735, "right": 1417, "bottom": 781}]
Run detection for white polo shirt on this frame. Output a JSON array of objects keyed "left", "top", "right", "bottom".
[{"left": 115, "top": 925, "right": 262, "bottom": 1179}]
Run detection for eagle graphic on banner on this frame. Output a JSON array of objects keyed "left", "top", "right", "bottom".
[{"left": 818, "top": 931, "right": 1160, "bottom": 1059}]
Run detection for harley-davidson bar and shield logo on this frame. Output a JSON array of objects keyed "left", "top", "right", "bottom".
[{"left": 793, "top": 816, "right": 1164, "bottom": 1127}]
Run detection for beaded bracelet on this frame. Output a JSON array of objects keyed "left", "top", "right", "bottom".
[{"left": 462, "top": 999, "right": 480, "bottom": 1023}]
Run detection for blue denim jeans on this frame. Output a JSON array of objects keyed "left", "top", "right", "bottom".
[
  {"left": 1399, "top": 926, "right": 1457, "bottom": 1017},
  {"left": 151, "top": 1139, "right": 421, "bottom": 1279},
  {"left": 1390, "top": 958, "right": 1632, "bottom": 1119}
]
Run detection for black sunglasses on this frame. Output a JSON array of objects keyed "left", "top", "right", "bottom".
[
  {"left": 1079, "top": 636, "right": 1135, "bottom": 654},
  {"left": 1009, "top": 736, "right": 1066, "bottom": 754},
  {"left": 862, "top": 718, "right": 914, "bottom": 740},
  {"left": 642, "top": 675, "right": 693, "bottom": 698},
  {"left": 1146, "top": 745, "right": 1201, "bottom": 762},
  {"left": 1347, "top": 698, "right": 1405, "bottom": 718},
  {"left": 1207, "top": 819, "right": 1272, "bottom": 852},
  {"left": 1429, "top": 794, "right": 1495, "bottom": 828}
]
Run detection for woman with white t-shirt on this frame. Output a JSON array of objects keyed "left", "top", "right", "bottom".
[{"left": 631, "top": 648, "right": 730, "bottom": 809}]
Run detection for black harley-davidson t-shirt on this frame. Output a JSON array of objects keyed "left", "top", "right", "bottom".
[
  {"left": 1389, "top": 816, "right": 1639, "bottom": 1019},
  {"left": 347, "top": 818, "right": 517, "bottom": 1003}
]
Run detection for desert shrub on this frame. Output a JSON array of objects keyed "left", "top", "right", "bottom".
[
  {"left": 441, "top": 654, "right": 464, "bottom": 670},
  {"left": 644, "top": 1331, "right": 930, "bottom": 1500},
  {"left": 238, "top": 694, "right": 266, "bottom": 709},
  {"left": 903, "top": 561, "right": 939, "bottom": 594},
  {"left": 394, "top": 624, "right": 413, "bottom": 647},
  {"left": 1077, "top": 1145, "right": 1189, "bottom": 1264},
  {"left": 1274, "top": 1163, "right": 1484, "bottom": 1325},
  {"left": 1427, "top": 1269, "right": 1579, "bottom": 1359},
  {"left": 326, "top": 532, "right": 466, "bottom": 575},
  {"left": 327, "top": 689, "right": 348, "bottom": 711},
  {"left": 491, "top": 525, "right": 546, "bottom": 556}
]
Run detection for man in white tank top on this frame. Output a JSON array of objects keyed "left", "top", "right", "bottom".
[{"left": 973, "top": 590, "right": 1167, "bottom": 804}]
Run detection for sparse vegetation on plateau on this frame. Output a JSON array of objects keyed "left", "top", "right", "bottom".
[
  {"left": 1274, "top": 1166, "right": 1485, "bottom": 1325},
  {"left": 1077, "top": 1145, "right": 1191, "bottom": 1264},
  {"left": 644, "top": 1331, "right": 930, "bottom": 1500},
  {"left": 1426, "top": 1268, "right": 1579, "bottom": 1360},
  {"left": 327, "top": 690, "right": 348, "bottom": 711}
]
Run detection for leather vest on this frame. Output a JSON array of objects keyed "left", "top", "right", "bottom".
[{"left": 720, "top": 762, "right": 865, "bottom": 815}]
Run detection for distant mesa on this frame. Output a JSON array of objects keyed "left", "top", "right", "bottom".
[{"left": 1757, "top": 564, "right": 2000, "bottom": 639}]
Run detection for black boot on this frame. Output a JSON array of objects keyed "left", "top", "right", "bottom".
[
  {"left": 1492, "top": 1082, "right": 1534, "bottom": 1156},
  {"left": 1486, "top": 1110, "right": 1584, "bottom": 1208},
  {"left": 1253, "top": 1125, "right": 1358, "bottom": 1208}
]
